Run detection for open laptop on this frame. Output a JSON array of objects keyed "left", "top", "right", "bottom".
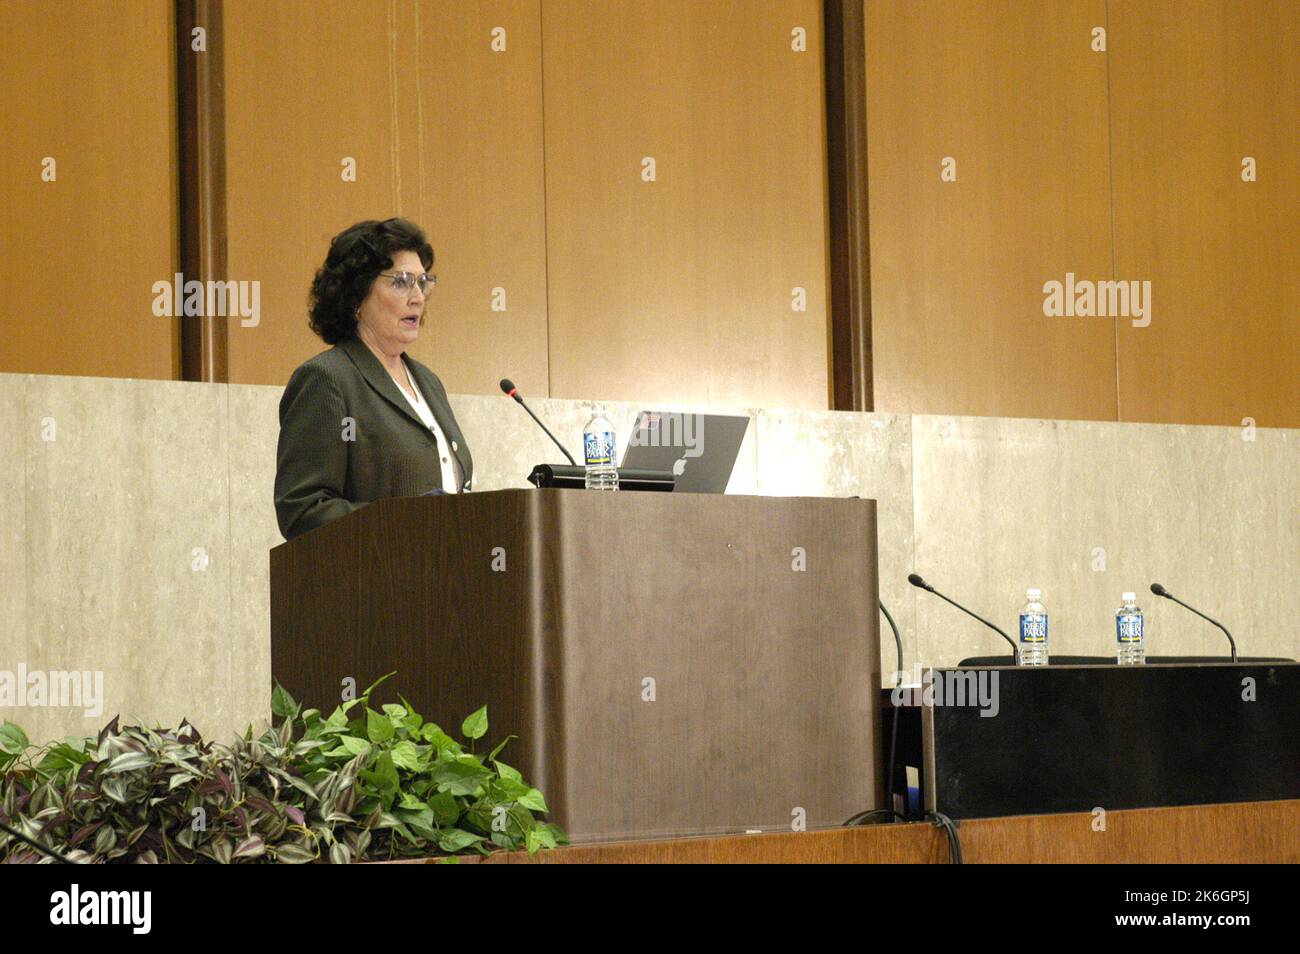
[{"left": 620, "top": 410, "right": 749, "bottom": 493}]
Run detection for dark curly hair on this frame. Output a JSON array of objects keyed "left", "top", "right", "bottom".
[{"left": 308, "top": 218, "right": 435, "bottom": 344}]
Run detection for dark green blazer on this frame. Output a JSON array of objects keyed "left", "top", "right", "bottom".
[{"left": 274, "top": 335, "right": 473, "bottom": 540}]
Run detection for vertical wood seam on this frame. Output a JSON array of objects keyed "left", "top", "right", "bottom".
[{"left": 177, "top": 0, "right": 228, "bottom": 383}]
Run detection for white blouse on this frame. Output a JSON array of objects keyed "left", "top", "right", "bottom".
[{"left": 393, "top": 366, "right": 461, "bottom": 494}]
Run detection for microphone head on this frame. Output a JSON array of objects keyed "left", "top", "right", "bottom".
[
  {"left": 1150, "top": 582, "right": 1169, "bottom": 598},
  {"left": 499, "top": 378, "right": 522, "bottom": 402},
  {"left": 907, "top": 573, "right": 928, "bottom": 590}
]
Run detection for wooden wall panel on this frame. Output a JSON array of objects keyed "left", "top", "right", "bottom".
[
  {"left": 407, "top": 1, "right": 549, "bottom": 397},
  {"left": 0, "top": 0, "right": 177, "bottom": 380},
  {"left": 541, "top": 0, "right": 830, "bottom": 410},
  {"left": 223, "top": 1, "right": 400, "bottom": 387},
  {"left": 1110, "top": 0, "right": 1298, "bottom": 427},
  {"left": 224, "top": 0, "right": 549, "bottom": 395},
  {"left": 864, "top": 0, "right": 1116, "bottom": 421}
]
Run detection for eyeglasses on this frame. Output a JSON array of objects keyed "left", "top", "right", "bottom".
[{"left": 379, "top": 271, "right": 437, "bottom": 296}]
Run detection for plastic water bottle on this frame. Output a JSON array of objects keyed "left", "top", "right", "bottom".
[
  {"left": 1116, "top": 592, "right": 1145, "bottom": 665},
  {"left": 583, "top": 404, "right": 618, "bottom": 491},
  {"left": 1018, "top": 588, "right": 1049, "bottom": 666}
]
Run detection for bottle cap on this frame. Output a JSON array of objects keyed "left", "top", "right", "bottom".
[
  {"left": 1122, "top": 592, "right": 1136, "bottom": 602},
  {"left": 1026, "top": 588, "right": 1041, "bottom": 599}
]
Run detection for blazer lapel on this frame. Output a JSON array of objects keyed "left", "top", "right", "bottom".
[
  {"left": 407, "top": 360, "right": 470, "bottom": 487},
  {"left": 337, "top": 336, "right": 427, "bottom": 432}
]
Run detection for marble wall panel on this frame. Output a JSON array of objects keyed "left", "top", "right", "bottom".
[
  {"left": 911, "top": 415, "right": 1298, "bottom": 669},
  {"left": 754, "top": 409, "right": 916, "bottom": 679},
  {"left": 9, "top": 375, "right": 231, "bottom": 743}
]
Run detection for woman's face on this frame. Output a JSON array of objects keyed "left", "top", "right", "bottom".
[{"left": 355, "top": 249, "right": 428, "bottom": 355}]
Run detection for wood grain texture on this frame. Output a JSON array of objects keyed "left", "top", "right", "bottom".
[
  {"left": 0, "top": 0, "right": 178, "bottom": 380},
  {"left": 177, "top": 0, "right": 228, "bottom": 384},
  {"left": 223, "top": 0, "right": 396, "bottom": 386},
  {"left": 541, "top": 0, "right": 831, "bottom": 410},
  {"left": 270, "top": 490, "right": 880, "bottom": 842},
  {"left": 864, "top": 0, "right": 1117, "bottom": 421},
  {"left": 825, "top": 0, "right": 874, "bottom": 412},
  {"left": 1109, "top": 0, "right": 1299, "bottom": 427},
  {"left": 223, "top": 0, "right": 550, "bottom": 395},
  {"left": 471, "top": 799, "right": 1299, "bottom": 863},
  {"left": 400, "top": 0, "right": 549, "bottom": 399}
]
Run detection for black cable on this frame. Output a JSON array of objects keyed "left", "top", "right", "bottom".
[
  {"left": 843, "top": 807, "right": 906, "bottom": 826},
  {"left": 879, "top": 601, "right": 903, "bottom": 817},
  {"left": 925, "top": 811, "right": 963, "bottom": 864},
  {"left": 844, "top": 602, "right": 906, "bottom": 828},
  {"left": 0, "top": 819, "right": 76, "bottom": 864}
]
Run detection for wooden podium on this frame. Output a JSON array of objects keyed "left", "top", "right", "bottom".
[{"left": 270, "top": 489, "right": 881, "bottom": 842}]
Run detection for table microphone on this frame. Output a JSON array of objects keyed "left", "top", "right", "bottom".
[
  {"left": 1149, "top": 583, "right": 1238, "bottom": 661},
  {"left": 499, "top": 378, "right": 577, "bottom": 466},
  {"left": 908, "top": 573, "right": 1019, "bottom": 664}
]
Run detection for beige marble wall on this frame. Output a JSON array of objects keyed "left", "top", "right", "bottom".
[
  {"left": 754, "top": 408, "right": 916, "bottom": 674},
  {"left": 910, "top": 415, "right": 1298, "bottom": 668},
  {"left": 2, "top": 372, "right": 1295, "bottom": 745},
  {"left": 3, "top": 375, "right": 234, "bottom": 744}
]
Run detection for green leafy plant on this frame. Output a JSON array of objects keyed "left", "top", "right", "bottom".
[{"left": 0, "top": 674, "right": 565, "bottom": 863}]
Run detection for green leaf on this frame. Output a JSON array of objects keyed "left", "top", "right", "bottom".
[
  {"left": 366, "top": 709, "right": 394, "bottom": 744},
  {"left": 285, "top": 776, "right": 318, "bottom": 800},
  {"left": 337, "top": 735, "right": 371, "bottom": 757},
  {"left": 493, "top": 759, "right": 523, "bottom": 784},
  {"left": 329, "top": 841, "right": 353, "bottom": 865},
  {"left": 542, "top": 822, "right": 568, "bottom": 846},
  {"left": 389, "top": 739, "right": 423, "bottom": 772},
  {"left": 274, "top": 842, "right": 317, "bottom": 864},
  {"left": 491, "top": 775, "right": 531, "bottom": 800},
  {"left": 168, "top": 772, "right": 199, "bottom": 791},
  {"left": 436, "top": 827, "right": 484, "bottom": 853},
  {"left": 396, "top": 694, "right": 423, "bottom": 732},
  {"left": 271, "top": 683, "right": 299, "bottom": 719},
  {"left": 105, "top": 751, "right": 154, "bottom": 773},
  {"left": 488, "top": 734, "right": 517, "bottom": 761},
  {"left": 517, "top": 788, "right": 548, "bottom": 813},
  {"left": 359, "top": 751, "right": 400, "bottom": 806},
  {"left": 525, "top": 828, "right": 545, "bottom": 854},
  {"left": 0, "top": 721, "right": 30, "bottom": 755},
  {"left": 427, "top": 790, "right": 460, "bottom": 827},
  {"left": 233, "top": 835, "right": 266, "bottom": 860},
  {"left": 381, "top": 703, "right": 408, "bottom": 722},
  {"left": 395, "top": 807, "right": 439, "bottom": 840},
  {"left": 461, "top": 706, "right": 488, "bottom": 741},
  {"left": 433, "top": 757, "right": 491, "bottom": 797},
  {"left": 421, "top": 724, "right": 460, "bottom": 754}
]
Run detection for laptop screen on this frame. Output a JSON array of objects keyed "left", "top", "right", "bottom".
[{"left": 620, "top": 411, "right": 749, "bottom": 493}]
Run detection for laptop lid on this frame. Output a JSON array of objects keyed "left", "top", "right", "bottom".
[{"left": 620, "top": 411, "right": 749, "bottom": 493}]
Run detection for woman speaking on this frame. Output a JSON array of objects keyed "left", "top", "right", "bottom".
[{"left": 274, "top": 218, "right": 473, "bottom": 540}]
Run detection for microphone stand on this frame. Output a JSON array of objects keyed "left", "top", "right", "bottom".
[
  {"left": 1153, "top": 587, "right": 1238, "bottom": 662},
  {"left": 926, "top": 586, "right": 1020, "bottom": 665}
]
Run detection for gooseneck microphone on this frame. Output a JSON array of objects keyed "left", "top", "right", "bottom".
[
  {"left": 908, "top": 573, "right": 1019, "bottom": 664},
  {"left": 499, "top": 378, "right": 577, "bottom": 466},
  {"left": 1150, "top": 583, "right": 1238, "bottom": 662}
]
